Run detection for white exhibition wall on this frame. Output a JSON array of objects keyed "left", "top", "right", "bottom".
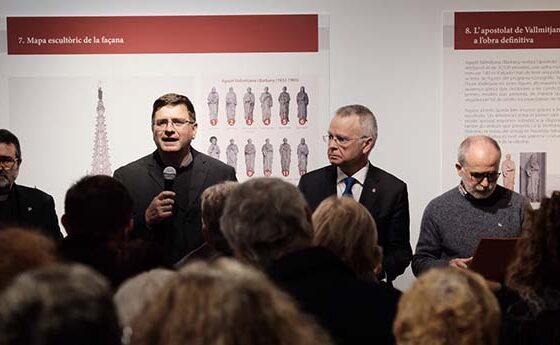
[{"left": 1, "top": 0, "right": 558, "bottom": 291}]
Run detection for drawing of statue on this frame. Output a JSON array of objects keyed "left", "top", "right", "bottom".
[
  {"left": 244, "top": 139, "right": 256, "bottom": 177},
  {"left": 226, "top": 87, "right": 237, "bottom": 126},
  {"left": 207, "top": 136, "right": 220, "bottom": 160},
  {"left": 296, "top": 86, "right": 309, "bottom": 125},
  {"left": 260, "top": 86, "right": 273, "bottom": 126},
  {"left": 207, "top": 87, "right": 219, "bottom": 126},
  {"left": 525, "top": 154, "right": 540, "bottom": 202},
  {"left": 279, "top": 138, "right": 291, "bottom": 177},
  {"left": 262, "top": 138, "right": 273, "bottom": 176},
  {"left": 297, "top": 138, "right": 309, "bottom": 176},
  {"left": 226, "top": 138, "right": 239, "bottom": 171},
  {"left": 501, "top": 153, "right": 516, "bottom": 191},
  {"left": 243, "top": 87, "right": 255, "bottom": 126},
  {"left": 278, "top": 86, "right": 290, "bottom": 125}
]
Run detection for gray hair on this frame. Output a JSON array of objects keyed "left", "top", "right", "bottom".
[
  {"left": 113, "top": 269, "right": 177, "bottom": 328},
  {"left": 220, "top": 178, "right": 312, "bottom": 267},
  {"left": 335, "top": 104, "right": 378, "bottom": 147},
  {"left": 457, "top": 135, "right": 501, "bottom": 166},
  {"left": 0, "top": 263, "right": 121, "bottom": 345}
]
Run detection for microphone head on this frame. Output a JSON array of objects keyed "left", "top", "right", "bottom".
[{"left": 163, "top": 166, "right": 177, "bottom": 181}]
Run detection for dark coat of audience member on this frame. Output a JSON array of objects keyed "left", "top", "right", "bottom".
[
  {"left": 174, "top": 181, "right": 237, "bottom": 268},
  {"left": 0, "top": 227, "right": 57, "bottom": 291},
  {"left": 0, "top": 263, "right": 121, "bottom": 345},
  {"left": 221, "top": 177, "right": 400, "bottom": 345},
  {"left": 59, "top": 175, "right": 163, "bottom": 289},
  {"left": 499, "top": 191, "right": 560, "bottom": 345}
]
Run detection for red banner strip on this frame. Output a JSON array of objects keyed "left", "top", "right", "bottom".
[
  {"left": 455, "top": 11, "right": 560, "bottom": 50},
  {"left": 7, "top": 15, "right": 318, "bottom": 55}
]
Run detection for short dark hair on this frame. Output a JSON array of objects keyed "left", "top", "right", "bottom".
[
  {"left": 0, "top": 263, "right": 121, "bottom": 345},
  {"left": 0, "top": 129, "right": 22, "bottom": 160},
  {"left": 64, "top": 175, "right": 133, "bottom": 237},
  {"left": 151, "top": 93, "right": 196, "bottom": 122}
]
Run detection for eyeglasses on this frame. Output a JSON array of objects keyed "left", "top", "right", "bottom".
[
  {"left": 322, "top": 134, "right": 369, "bottom": 146},
  {"left": 153, "top": 118, "right": 196, "bottom": 129},
  {"left": 0, "top": 156, "right": 19, "bottom": 170},
  {"left": 464, "top": 169, "right": 501, "bottom": 183}
]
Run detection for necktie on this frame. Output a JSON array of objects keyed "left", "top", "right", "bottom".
[{"left": 342, "top": 177, "right": 357, "bottom": 197}]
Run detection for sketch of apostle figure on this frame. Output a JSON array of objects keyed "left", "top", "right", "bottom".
[
  {"left": 525, "top": 154, "right": 540, "bottom": 202},
  {"left": 296, "top": 86, "right": 309, "bottom": 125},
  {"left": 297, "top": 137, "right": 309, "bottom": 176},
  {"left": 279, "top": 138, "right": 291, "bottom": 177},
  {"left": 207, "top": 136, "right": 221, "bottom": 160},
  {"left": 501, "top": 153, "right": 516, "bottom": 191},
  {"left": 226, "top": 87, "right": 237, "bottom": 126},
  {"left": 244, "top": 138, "right": 256, "bottom": 177},
  {"left": 226, "top": 138, "right": 239, "bottom": 171},
  {"left": 243, "top": 87, "right": 255, "bottom": 126},
  {"left": 262, "top": 138, "right": 273, "bottom": 177},
  {"left": 278, "top": 86, "right": 291, "bottom": 125},
  {"left": 207, "top": 87, "right": 219, "bottom": 126},
  {"left": 260, "top": 86, "right": 273, "bottom": 126}
]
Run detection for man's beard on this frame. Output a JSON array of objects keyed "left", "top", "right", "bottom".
[{"left": 0, "top": 174, "right": 12, "bottom": 194}]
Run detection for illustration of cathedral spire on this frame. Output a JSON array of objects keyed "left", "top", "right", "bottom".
[{"left": 89, "top": 85, "right": 112, "bottom": 175}]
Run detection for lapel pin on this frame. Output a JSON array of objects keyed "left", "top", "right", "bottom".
[
  {"left": 498, "top": 222, "right": 503, "bottom": 227},
  {"left": 27, "top": 207, "right": 33, "bottom": 212},
  {"left": 371, "top": 188, "right": 376, "bottom": 193}
]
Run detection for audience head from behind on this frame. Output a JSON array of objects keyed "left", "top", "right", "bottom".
[
  {"left": 507, "top": 190, "right": 560, "bottom": 310},
  {"left": 113, "top": 268, "right": 177, "bottom": 329},
  {"left": 394, "top": 267, "right": 500, "bottom": 345},
  {"left": 220, "top": 177, "right": 313, "bottom": 267},
  {"left": 62, "top": 174, "right": 133, "bottom": 238},
  {"left": 130, "top": 258, "right": 332, "bottom": 345},
  {"left": 201, "top": 181, "right": 238, "bottom": 255},
  {"left": 0, "top": 227, "right": 57, "bottom": 291},
  {"left": 0, "top": 263, "right": 121, "bottom": 345},
  {"left": 312, "top": 196, "right": 382, "bottom": 281}
]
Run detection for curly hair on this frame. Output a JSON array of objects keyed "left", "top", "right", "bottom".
[
  {"left": 506, "top": 191, "right": 560, "bottom": 310},
  {"left": 394, "top": 267, "right": 500, "bottom": 345},
  {"left": 312, "top": 196, "right": 382, "bottom": 281},
  {"left": 130, "top": 258, "right": 332, "bottom": 345}
]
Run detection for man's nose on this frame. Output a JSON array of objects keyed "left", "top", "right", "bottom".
[{"left": 479, "top": 177, "right": 490, "bottom": 187}]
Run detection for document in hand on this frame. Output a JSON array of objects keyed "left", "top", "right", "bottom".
[{"left": 469, "top": 237, "right": 521, "bottom": 282}]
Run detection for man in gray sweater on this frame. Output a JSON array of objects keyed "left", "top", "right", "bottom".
[{"left": 412, "top": 135, "right": 529, "bottom": 276}]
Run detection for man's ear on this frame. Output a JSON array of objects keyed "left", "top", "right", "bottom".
[{"left": 455, "top": 163, "right": 463, "bottom": 177}]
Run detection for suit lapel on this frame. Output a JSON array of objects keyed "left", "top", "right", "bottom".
[
  {"left": 146, "top": 152, "right": 165, "bottom": 190},
  {"left": 186, "top": 149, "right": 208, "bottom": 211},
  {"left": 359, "top": 163, "right": 380, "bottom": 211}
]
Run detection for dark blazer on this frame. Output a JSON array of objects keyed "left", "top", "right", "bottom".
[
  {"left": 267, "top": 247, "right": 401, "bottom": 345},
  {"left": 113, "top": 149, "right": 237, "bottom": 265},
  {"left": 298, "top": 163, "right": 411, "bottom": 281},
  {"left": 0, "top": 184, "right": 62, "bottom": 240}
]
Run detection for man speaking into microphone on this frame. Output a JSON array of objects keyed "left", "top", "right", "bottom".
[{"left": 114, "top": 93, "right": 237, "bottom": 266}]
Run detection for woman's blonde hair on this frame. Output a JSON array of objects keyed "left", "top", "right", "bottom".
[
  {"left": 312, "top": 196, "right": 382, "bottom": 281},
  {"left": 394, "top": 268, "right": 500, "bottom": 345},
  {"left": 130, "top": 258, "right": 332, "bottom": 345}
]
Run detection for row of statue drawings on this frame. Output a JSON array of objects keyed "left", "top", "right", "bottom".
[
  {"left": 207, "top": 85, "right": 309, "bottom": 127},
  {"left": 207, "top": 136, "right": 309, "bottom": 177}
]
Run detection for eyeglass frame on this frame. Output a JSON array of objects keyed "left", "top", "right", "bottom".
[
  {"left": 152, "top": 118, "right": 196, "bottom": 130},
  {"left": 322, "top": 134, "right": 370, "bottom": 146},
  {"left": 461, "top": 167, "right": 501, "bottom": 183},
  {"left": 0, "top": 156, "right": 20, "bottom": 170}
]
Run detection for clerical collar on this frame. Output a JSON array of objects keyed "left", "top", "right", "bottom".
[{"left": 154, "top": 149, "right": 193, "bottom": 170}]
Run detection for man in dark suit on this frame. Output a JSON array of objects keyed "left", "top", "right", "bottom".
[
  {"left": 0, "top": 129, "right": 62, "bottom": 240},
  {"left": 114, "top": 93, "right": 236, "bottom": 266},
  {"left": 298, "top": 104, "right": 411, "bottom": 282}
]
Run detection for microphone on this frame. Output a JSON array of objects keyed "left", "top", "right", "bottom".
[{"left": 163, "top": 166, "right": 176, "bottom": 191}]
